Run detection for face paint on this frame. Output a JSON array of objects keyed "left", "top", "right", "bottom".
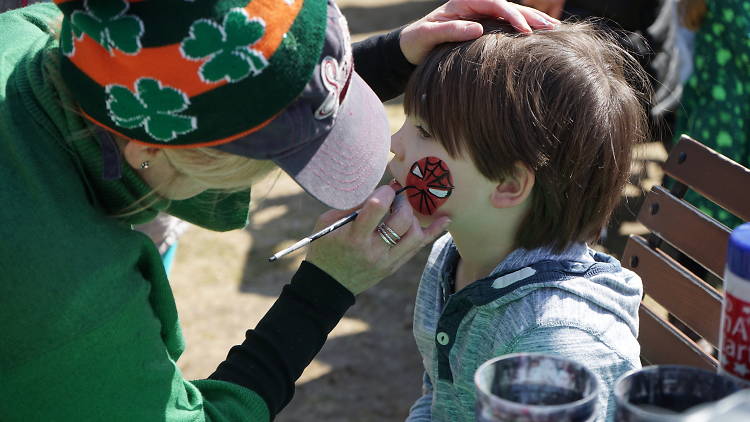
[{"left": 405, "top": 156, "right": 454, "bottom": 215}]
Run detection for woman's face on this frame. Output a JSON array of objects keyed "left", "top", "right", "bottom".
[{"left": 121, "top": 139, "right": 278, "bottom": 200}]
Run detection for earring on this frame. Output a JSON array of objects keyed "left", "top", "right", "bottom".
[{"left": 140, "top": 161, "right": 150, "bottom": 169}]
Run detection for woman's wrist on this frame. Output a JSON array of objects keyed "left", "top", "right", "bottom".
[{"left": 293, "top": 261, "right": 355, "bottom": 314}]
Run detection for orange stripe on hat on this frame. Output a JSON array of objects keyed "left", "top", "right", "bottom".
[
  {"left": 81, "top": 108, "right": 282, "bottom": 150},
  {"left": 67, "top": 0, "right": 304, "bottom": 97}
]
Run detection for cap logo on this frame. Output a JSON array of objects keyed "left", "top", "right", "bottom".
[
  {"left": 105, "top": 78, "right": 197, "bottom": 141},
  {"left": 314, "top": 14, "right": 353, "bottom": 120},
  {"left": 181, "top": 9, "right": 269, "bottom": 84}
]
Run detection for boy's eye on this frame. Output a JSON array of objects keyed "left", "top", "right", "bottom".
[{"left": 415, "top": 124, "right": 432, "bottom": 139}]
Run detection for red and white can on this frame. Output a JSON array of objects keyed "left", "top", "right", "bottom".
[{"left": 719, "top": 223, "right": 750, "bottom": 384}]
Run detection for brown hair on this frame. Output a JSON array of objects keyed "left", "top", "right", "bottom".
[{"left": 404, "top": 22, "right": 650, "bottom": 252}]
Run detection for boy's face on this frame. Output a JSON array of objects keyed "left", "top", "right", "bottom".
[{"left": 388, "top": 117, "right": 498, "bottom": 227}]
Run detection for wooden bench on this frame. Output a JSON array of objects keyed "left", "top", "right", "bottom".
[{"left": 621, "top": 134, "right": 750, "bottom": 370}]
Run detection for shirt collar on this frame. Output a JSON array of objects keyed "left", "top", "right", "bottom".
[
  {"left": 489, "top": 242, "right": 594, "bottom": 278},
  {"left": 439, "top": 237, "right": 594, "bottom": 284}
]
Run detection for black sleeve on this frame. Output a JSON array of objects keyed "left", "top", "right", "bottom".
[
  {"left": 209, "top": 261, "right": 355, "bottom": 418},
  {"left": 352, "top": 27, "right": 417, "bottom": 102}
]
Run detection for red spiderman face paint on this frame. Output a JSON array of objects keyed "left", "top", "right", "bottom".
[{"left": 405, "top": 157, "right": 454, "bottom": 216}]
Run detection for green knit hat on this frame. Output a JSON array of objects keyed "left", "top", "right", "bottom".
[
  {"left": 54, "top": 0, "right": 326, "bottom": 147},
  {"left": 55, "top": 0, "right": 392, "bottom": 210}
]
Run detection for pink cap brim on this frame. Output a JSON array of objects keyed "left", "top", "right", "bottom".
[{"left": 274, "top": 71, "right": 391, "bottom": 210}]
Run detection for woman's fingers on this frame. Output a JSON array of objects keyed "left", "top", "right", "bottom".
[
  {"left": 349, "top": 185, "right": 395, "bottom": 239},
  {"left": 387, "top": 216, "right": 452, "bottom": 270},
  {"left": 400, "top": 0, "right": 560, "bottom": 64},
  {"left": 444, "top": 0, "right": 558, "bottom": 31},
  {"left": 305, "top": 185, "right": 450, "bottom": 296},
  {"left": 516, "top": 4, "right": 561, "bottom": 25},
  {"left": 313, "top": 207, "right": 358, "bottom": 231},
  {"left": 378, "top": 194, "right": 416, "bottom": 245},
  {"left": 422, "top": 216, "right": 453, "bottom": 245}
]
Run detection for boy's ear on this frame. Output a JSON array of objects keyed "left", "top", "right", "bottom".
[{"left": 490, "top": 162, "right": 535, "bottom": 209}]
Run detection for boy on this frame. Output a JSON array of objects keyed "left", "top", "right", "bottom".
[{"left": 388, "top": 22, "right": 649, "bottom": 421}]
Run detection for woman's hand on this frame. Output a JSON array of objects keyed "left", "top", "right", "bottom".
[
  {"left": 306, "top": 185, "right": 450, "bottom": 295},
  {"left": 522, "top": 0, "right": 565, "bottom": 20},
  {"left": 400, "top": 0, "right": 561, "bottom": 65}
]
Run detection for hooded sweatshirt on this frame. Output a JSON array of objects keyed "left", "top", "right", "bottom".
[
  {"left": 406, "top": 234, "right": 643, "bottom": 422},
  {"left": 0, "top": 3, "right": 415, "bottom": 421}
]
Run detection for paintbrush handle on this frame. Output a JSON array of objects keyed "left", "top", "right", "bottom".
[{"left": 268, "top": 186, "right": 409, "bottom": 262}]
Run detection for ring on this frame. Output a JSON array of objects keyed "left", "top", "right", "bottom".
[
  {"left": 379, "top": 223, "right": 401, "bottom": 243},
  {"left": 376, "top": 223, "right": 401, "bottom": 247}
]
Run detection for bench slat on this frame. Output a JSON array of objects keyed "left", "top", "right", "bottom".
[
  {"left": 664, "top": 135, "right": 750, "bottom": 221},
  {"left": 638, "top": 186, "right": 731, "bottom": 278},
  {"left": 623, "top": 235, "right": 723, "bottom": 346},
  {"left": 638, "top": 302, "right": 718, "bottom": 370}
]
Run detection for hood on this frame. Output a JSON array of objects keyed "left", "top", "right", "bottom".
[{"left": 484, "top": 241, "right": 644, "bottom": 339}]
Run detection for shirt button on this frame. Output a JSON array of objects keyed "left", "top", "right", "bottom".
[{"left": 436, "top": 332, "right": 450, "bottom": 345}]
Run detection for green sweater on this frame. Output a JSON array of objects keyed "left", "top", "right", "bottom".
[{"left": 0, "top": 4, "right": 357, "bottom": 421}]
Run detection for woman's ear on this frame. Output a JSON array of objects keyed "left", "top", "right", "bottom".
[
  {"left": 490, "top": 161, "right": 535, "bottom": 209},
  {"left": 121, "top": 140, "right": 163, "bottom": 170}
]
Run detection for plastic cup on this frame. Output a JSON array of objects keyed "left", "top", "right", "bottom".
[
  {"left": 475, "top": 353, "right": 601, "bottom": 422},
  {"left": 614, "top": 365, "right": 745, "bottom": 421}
]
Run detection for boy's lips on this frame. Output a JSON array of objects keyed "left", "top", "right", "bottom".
[{"left": 388, "top": 179, "right": 409, "bottom": 212}]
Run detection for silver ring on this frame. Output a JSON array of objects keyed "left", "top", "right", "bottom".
[
  {"left": 379, "top": 223, "right": 401, "bottom": 243},
  {"left": 376, "top": 223, "right": 400, "bottom": 247}
]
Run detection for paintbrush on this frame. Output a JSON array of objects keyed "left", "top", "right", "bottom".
[{"left": 268, "top": 186, "right": 409, "bottom": 262}]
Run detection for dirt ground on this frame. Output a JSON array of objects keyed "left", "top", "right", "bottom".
[{"left": 169, "top": 1, "right": 668, "bottom": 420}]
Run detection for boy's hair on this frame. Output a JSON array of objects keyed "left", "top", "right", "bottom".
[{"left": 404, "top": 22, "right": 650, "bottom": 253}]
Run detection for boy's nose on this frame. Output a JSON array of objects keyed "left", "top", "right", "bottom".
[{"left": 390, "top": 130, "right": 404, "bottom": 161}]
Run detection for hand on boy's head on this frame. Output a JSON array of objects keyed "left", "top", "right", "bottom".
[
  {"left": 400, "top": 0, "right": 560, "bottom": 65},
  {"left": 521, "top": 0, "right": 565, "bottom": 20}
]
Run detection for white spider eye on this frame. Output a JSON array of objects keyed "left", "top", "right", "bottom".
[
  {"left": 410, "top": 164, "right": 423, "bottom": 179},
  {"left": 428, "top": 188, "right": 449, "bottom": 198}
]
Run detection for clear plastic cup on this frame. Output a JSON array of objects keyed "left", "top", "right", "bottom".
[
  {"left": 475, "top": 353, "right": 601, "bottom": 422},
  {"left": 614, "top": 365, "right": 745, "bottom": 421}
]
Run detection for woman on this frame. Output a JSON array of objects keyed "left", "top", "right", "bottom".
[{"left": 0, "top": 0, "right": 555, "bottom": 420}]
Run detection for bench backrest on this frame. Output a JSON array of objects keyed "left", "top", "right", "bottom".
[{"left": 621, "top": 135, "right": 750, "bottom": 370}]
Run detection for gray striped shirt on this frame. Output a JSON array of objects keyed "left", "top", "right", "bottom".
[{"left": 407, "top": 234, "right": 643, "bottom": 421}]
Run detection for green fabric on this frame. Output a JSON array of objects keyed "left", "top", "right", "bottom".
[
  {"left": 181, "top": 10, "right": 269, "bottom": 83},
  {"left": 68, "top": 0, "right": 144, "bottom": 54},
  {"left": 56, "top": 0, "right": 263, "bottom": 47},
  {"left": 674, "top": 0, "right": 750, "bottom": 229},
  {"left": 0, "top": 4, "right": 268, "bottom": 420},
  {"left": 57, "top": 0, "right": 328, "bottom": 146}
]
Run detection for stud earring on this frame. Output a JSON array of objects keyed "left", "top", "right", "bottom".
[{"left": 140, "top": 161, "right": 150, "bottom": 169}]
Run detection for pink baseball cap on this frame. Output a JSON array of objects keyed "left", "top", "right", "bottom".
[{"left": 213, "top": 1, "right": 391, "bottom": 209}]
